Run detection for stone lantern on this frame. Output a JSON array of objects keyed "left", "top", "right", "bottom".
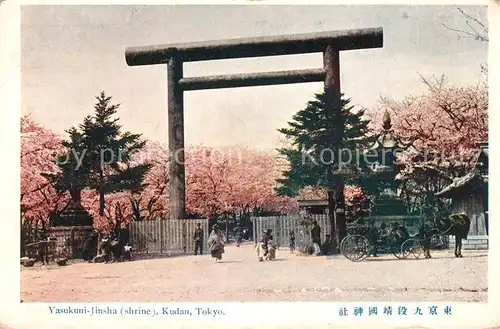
[
  {"left": 365, "top": 110, "right": 411, "bottom": 173},
  {"left": 364, "top": 110, "right": 413, "bottom": 216}
]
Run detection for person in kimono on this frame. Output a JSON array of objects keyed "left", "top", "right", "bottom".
[{"left": 208, "top": 225, "right": 225, "bottom": 262}]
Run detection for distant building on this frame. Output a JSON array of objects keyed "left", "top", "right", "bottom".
[
  {"left": 435, "top": 141, "right": 488, "bottom": 237},
  {"left": 297, "top": 199, "right": 328, "bottom": 215},
  {"left": 296, "top": 187, "right": 329, "bottom": 215}
]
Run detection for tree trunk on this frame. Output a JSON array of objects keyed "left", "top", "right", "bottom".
[
  {"left": 327, "top": 190, "right": 338, "bottom": 253},
  {"left": 70, "top": 185, "right": 82, "bottom": 205},
  {"left": 335, "top": 183, "right": 347, "bottom": 243},
  {"left": 99, "top": 185, "right": 105, "bottom": 217}
]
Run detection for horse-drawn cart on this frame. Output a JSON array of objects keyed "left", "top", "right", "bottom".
[
  {"left": 400, "top": 213, "right": 467, "bottom": 259},
  {"left": 340, "top": 213, "right": 463, "bottom": 261},
  {"left": 340, "top": 221, "right": 412, "bottom": 262}
]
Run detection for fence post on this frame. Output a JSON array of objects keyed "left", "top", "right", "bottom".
[
  {"left": 252, "top": 218, "right": 256, "bottom": 245},
  {"left": 70, "top": 227, "right": 75, "bottom": 258},
  {"left": 160, "top": 219, "right": 163, "bottom": 254},
  {"left": 182, "top": 220, "right": 187, "bottom": 254},
  {"left": 276, "top": 217, "right": 281, "bottom": 247}
]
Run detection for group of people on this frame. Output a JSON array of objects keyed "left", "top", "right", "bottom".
[
  {"left": 92, "top": 219, "right": 420, "bottom": 263},
  {"left": 256, "top": 221, "right": 337, "bottom": 260},
  {"left": 193, "top": 223, "right": 227, "bottom": 262},
  {"left": 255, "top": 228, "right": 277, "bottom": 261},
  {"left": 87, "top": 233, "right": 133, "bottom": 263},
  {"left": 193, "top": 223, "right": 251, "bottom": 262},
  {"left": 195, "top": 223, "right": 277, "bottom": 262},
  {"left": 366, "top": 221, "right": 411, "bottom": 257},
  {"left": 295, "top": 220, "right": 334, "bottom": 256}
]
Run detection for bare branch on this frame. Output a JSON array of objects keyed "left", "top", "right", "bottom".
[
  {"left": 442, "top": 23, "right": 479, "bottom": 40},
  {"left": 442, "top": 7, "right": 488, "bottom": 43},
  {"left": 457, "top": 7, "right": 487, "bottom": 30}
]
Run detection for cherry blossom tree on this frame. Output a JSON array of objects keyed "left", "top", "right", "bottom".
[
  {"left": 227, "top": 147, "right": 298, "bottom": 215},
  {"left": 20, "top": 116, "right": 318, "bottom": 236},
  {"left": 128, "top": 141, "right": 169, "bottom": 221},
  {"left": 377, "top": 75, "right": 487, "bottom": 157},
  {"left": 81, "top": 189, "right": 132, "bottom": 233},
  {"left": 21, "top": 115, "right": 68, "bottom": 225},
  {"left": 369, "top": 76, "right": 488, "bottom": 213},
  {"left": 185, "top": 145, "right": 298, "bottom": 236},
  {"left": 185, "top": 146, "right": 234, "bottom": 219}
]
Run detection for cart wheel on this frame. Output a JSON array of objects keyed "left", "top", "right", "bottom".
[
  {"left": 341, "top": 234, "right": 370, "bottom": 262},
  {"left": 401, "top": 239, "right": 423, "bottom": 259},
  {"left": 392, "top": 248, "right": 405, "bottom": 259},
  {"left": 339, "top": 234, "right": 347, "bottom": 252},
  {"left": 392, "top": 240, "right": 407, "bottom": 259}
]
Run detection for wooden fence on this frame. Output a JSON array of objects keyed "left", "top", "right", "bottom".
[
  {"left": 129, "top": 219, "right": 209, "bottom": 255},
  {"left": 252, "top": 214, "right": 331, "bottom": 249},
  {"left": 252, "top": 214, "right": 432, "bottom": 249},
  {"left": 21, "top": 221, "right": 94, "bottom": 260}
]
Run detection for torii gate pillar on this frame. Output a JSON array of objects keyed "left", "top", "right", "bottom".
[{"left": 125, "top": 28, "right": 383, "bottom": 221}]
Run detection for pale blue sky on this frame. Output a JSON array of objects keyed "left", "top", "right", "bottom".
[{"left": 21, "top": 5, "right": 487, "bottom": 149}]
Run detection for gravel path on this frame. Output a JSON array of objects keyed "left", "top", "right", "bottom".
[{"left": 21, "top": 243, "right": 488, "bottom": 302}]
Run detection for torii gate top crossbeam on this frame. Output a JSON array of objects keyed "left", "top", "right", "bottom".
[{"left": 125, "top": 27, "right": 383, "bottom": 66}]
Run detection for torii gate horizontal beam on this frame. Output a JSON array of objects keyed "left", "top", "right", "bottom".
[
  {"left": 178, "top": 69, "right": 326, "bottom": 91},
  {"left": 125, "top": 27, "right": 383, "bottom": 65},
  {"left": 124, "top": 27, "right": 384, "bottom": 226}
]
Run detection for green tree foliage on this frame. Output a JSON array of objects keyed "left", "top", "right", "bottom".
[
  {"left": 276, "top": 89, "right": 372, "bottom": 197},
  {"left": 46, "top": 92, "right": 152, "bottom": 217},
  {"left": 276, "top": 88, "right": 372, "bottom": 243}
]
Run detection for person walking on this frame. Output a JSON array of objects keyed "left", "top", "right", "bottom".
[
  {"left": 256, "top": 229, "right": 271, "bottom": 261},
  {"left": 311, "top": 220, "right": 321, "bottom": 256},
  {"left": 234, "top": 224, "right": 243, "bottom": 247},
  {"left": 289, "top": 230, "right": 296, "bottom": 253},
  {"left": 193, "top": 223, "right": 204, "bottom": 255},
  {"left": 208, "top": 225, "right": 225, "bottom": 262}
]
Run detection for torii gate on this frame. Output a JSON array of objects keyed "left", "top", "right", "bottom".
[{"left": 125, "top": 27, "right": 384, "bottom": 222}]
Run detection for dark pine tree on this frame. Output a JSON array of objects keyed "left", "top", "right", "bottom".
[
  {"left": 277, "top": 88, "right": 372, "bottom": 250},
  {"left": 46, "top": 92, "right": 152, "bottom": 222}
]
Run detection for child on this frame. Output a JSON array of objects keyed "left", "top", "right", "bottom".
[{"left": 124, "top": 242, "right": 133, "bottom": 261}]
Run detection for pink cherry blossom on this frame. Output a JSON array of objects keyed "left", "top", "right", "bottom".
[{"left": 21, "top": 115, "right": 68, "bottom": 224}]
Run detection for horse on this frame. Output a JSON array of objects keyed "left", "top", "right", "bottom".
[{"left": 420, "top": 212, "right": 471, "bottom": 258}]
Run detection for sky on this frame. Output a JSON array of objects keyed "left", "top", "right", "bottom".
[{"left": 21, "top": 5, "right": 487, "bottom": 150}]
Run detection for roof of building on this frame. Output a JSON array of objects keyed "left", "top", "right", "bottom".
[
  {"left": 297, "top": 199, "right": 329, "bottom": 207},
  {"left": 296, "top": 186, "right": 328, "bottom": 201},
  {"left": 435, "top": 170, "right": 486, "bottom": 198}
]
